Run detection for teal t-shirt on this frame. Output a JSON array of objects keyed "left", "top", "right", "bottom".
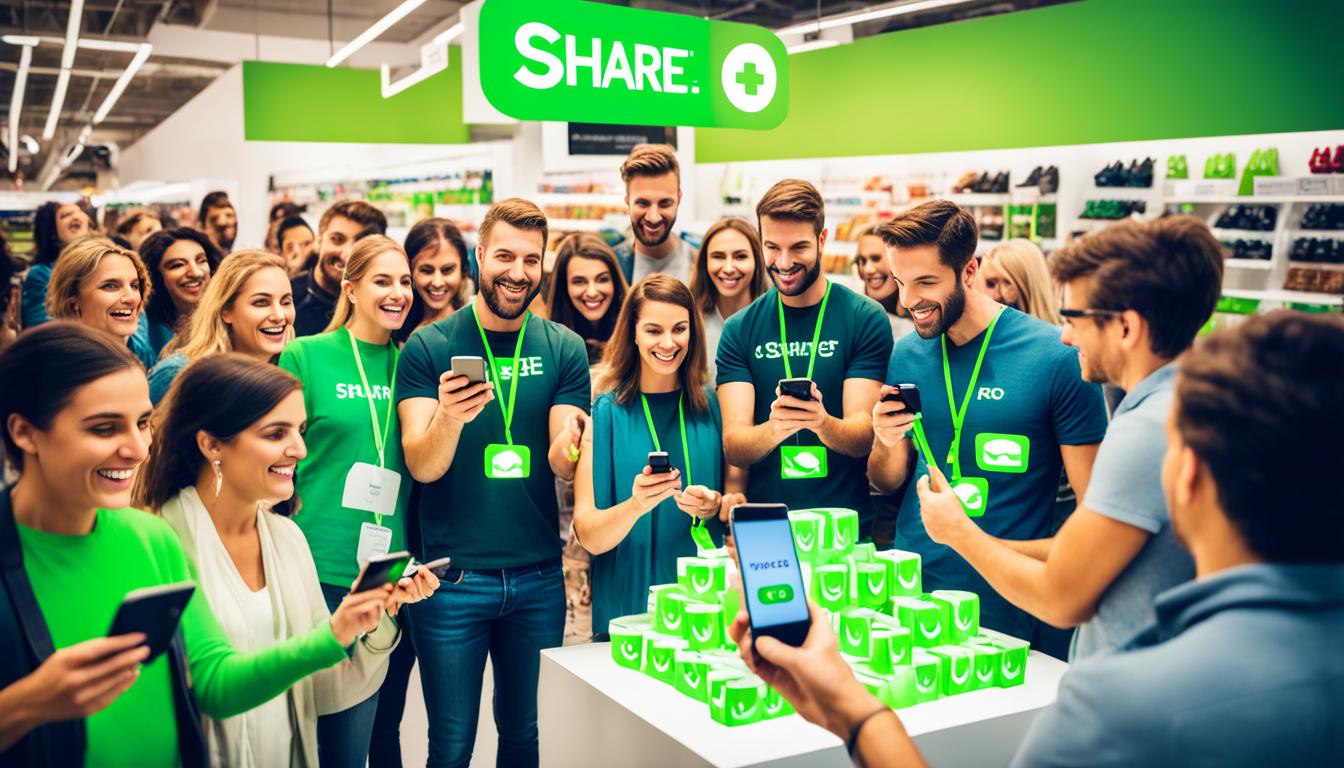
[
  {"left": 395, "top": 310, "right": 592, "bottom": 569},
  {"left": 589, "top": 387, "right": 727, "bottom": 634},
  {"left": 889, "top": 307, "right": 1108, "bottom": 637},
  {"left": 278, "top": 328, "right": 412, "bottom": 587},
  {"left": 714, "top": 282, "right": 893, "bottom": 525}
]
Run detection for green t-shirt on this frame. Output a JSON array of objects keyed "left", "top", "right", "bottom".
[
  {"left": 279, "top": 328, "right": 411, "bottom": 587},
  {"left": 396, "top": 310, "right": 592, "bottom": 569},
  {"left": 715, "top": 282, "right": 893, "bottom": 522},
  {"left": 14, "top": 507, "right": 345, "bottom": 767}
]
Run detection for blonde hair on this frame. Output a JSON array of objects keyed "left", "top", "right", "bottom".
[
  {"left": 45, "top": 237, "right": 151, "bottom": 320},
  {"left": 171, "top": 250, "right": 291, "bottom": 361},
  {"left": 620, "top": 143, "right": 680, "bottom": 185},
  {"left": 325, "top": 235, "right": 409, "bottom": 332},
  {"left": 983, "top": 239, "right": 1062, "bottom": 325}
]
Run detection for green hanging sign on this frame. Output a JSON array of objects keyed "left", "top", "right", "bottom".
[{"left": 478, "top": 0, "right": 788, "bottom": 130}]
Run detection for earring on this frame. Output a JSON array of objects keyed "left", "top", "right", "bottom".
[{"left": 213, "top": 459, "right": 223, "bottom": 497}]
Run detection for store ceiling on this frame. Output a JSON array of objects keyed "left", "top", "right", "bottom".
[{"left": 0, "top": 0, "right": 1068, "bottom": 189}]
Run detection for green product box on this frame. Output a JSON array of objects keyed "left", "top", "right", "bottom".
[
  {"left": 851, "top": 542, "right": 876, "bottom": 562},
  {"left": 608, "top": 612, "right": 654, "bottom": 632},
  {"left": 850, "top": 663, "right": 889, "bottom": 702},
  {"left": 836, "top": 607, "right": 873, "bottom": 658},
  {"left": 881, "top": 665, "right": 918, "bottom": 709},
  {"left": 673, "top": 650, "right": 714, "bottom": 702},
  {"left": 812, "top": 563, "right": 852, "bottom": 611},
  {"left": 929, "top": 590, "right": 980, "bottom": 642},
  {"left": 703, "top": 649, "right": 751, "bottom": 675},
  {"left": 911, "top": 649, "right": 944, "bottom": 703},
  {"left": 928, "top": 645, "right": 976, "bottom": 696},
  {"left": 762, "top": 685, "right": 795, "bottom": 719},
  {"left": 678, "top": 556, "right": 728, "bottom": 600},
  {"left": 710, "top": 676, "right": 766, "bottom": 727},
  {"left": 874, "top": 549, "right": 922, "bottom": 597},
  {"left": 787, "top": 510, "right": 827, "bottom": 563},
  {"left": 869, "top": 625, "right": 913, "bottom": 671},
  {"left": 966, "top": 642, "right": 1003, "bottom": 691},
  {"left": 648, "top": 583, "right": 682, "bottom": 612},
  {"left": 893, "top": 597, "right": 945, "bottom": 647},
  {"left": 718, "top": 587, "right": 742, "bottom": 646},
  {"left": 641, "top": 634, "right": 689, "bottom": 684},
  {"left": 684, "top": 602, "right": 726, "bottom": 651},
  {"left": 856, "top": 562, "right": 891, "bottom": 610},
  {"left": 654, "top": 587, "right": 693, "bottom": 637},
  {"left": 976, "top": 631, "right": 1029, "bottom": 688},
  {"left": 610, "top": 626, "right": 646, "bottom": 670},
  {"left": 821, "top": 508, "right": 860, "bottom": 556}
]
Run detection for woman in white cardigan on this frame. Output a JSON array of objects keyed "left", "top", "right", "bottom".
[{"left": 135, "top": 353, "right": 439, "bottom": 767}]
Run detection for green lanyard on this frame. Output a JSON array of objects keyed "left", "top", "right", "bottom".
[
  {"left": 640, "top": 391, "right": 715, "bottom": 551},
  {"left": 473, "top": 305, "right": 529, "bottom": 446},
  {"left": 776, "top": 281, "right": 832, "bottom": 380},
  {"left": 939, "top": 307, "right": 1003, "bottom": 480},
  {"left": 346, "top": 327, "right": 399, "bottom": 468}
]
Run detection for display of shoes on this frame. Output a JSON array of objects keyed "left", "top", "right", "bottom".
[
  {"left": 1301, "top": 204, "right": 1344, "bottom": 230},
  {"left": 1017, "top": 167, "right": 1042, "bottom": 187},
  {"left": 1080, "top": 199, "right": 1147, "bottom": 219},
  {"left": 1289, "top": 237, "right": 1344, "bottom": 265},
  {"left": 951, "top": 171, "right": 980, "bottom": 193},
  {"left": 1285, "top": 266, "right": 1344, "bottom": 295},
  {"left": 1221, "top": 238, "right": 1273, "bottom": 261},
  {"left": 1215, "top": 204, "right": 1277, "bottom": 232},
  {"left": 954, "top": 170, "right": 1009, "bottom": 194},
  {"left": 1204, "top": 153, "right": 1237, "bottom": 179},
  {"left": 1094, "top": 158, "right": 1153, "bottom": 188},
  {"left": 1308, "top": 146, "right": 1344, "bottom": 175},
  {"left": 1016, "top": 165, "right": 1058, "bottom": 195},
  {"left": 1167, "top": 155, "right": 1189, "bottom": 179}
]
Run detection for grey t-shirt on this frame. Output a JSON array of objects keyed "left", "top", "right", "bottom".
[
  {"left": 630, "top": 237, "right": 695, "bottom": 285},
  {"left": 1070, "top": 363, "right": 1194, "bottom": 659},
  {"left": 702, "top": 306, "right": 725, "bottom": 385}
]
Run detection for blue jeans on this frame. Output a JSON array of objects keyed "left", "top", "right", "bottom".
[
  {"left": 319, "top": 583, "right": 384, "bottom": 768},
  {"left": 409, "top": 559, "right": 565, "bottom": 768}
]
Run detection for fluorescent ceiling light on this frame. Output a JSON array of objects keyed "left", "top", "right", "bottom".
[
  {"left": 77, "top": 38, "right": 143, "bottom": 53},
  {"left": 432, "top": 21, "right": 464, "bottom": 45},
  {"left": 7, "top": 44, "right": 33, "bottom": 172},
  {"left": 2, "top": 34, "right": 40, "bottom": 46},
  {"left": 326, "top": 0, "right": 426, "bottom": 68},
  {"left": 21, "top": 135, "right": 39, "bottom": 155},
  {"left": 787, "top": 39, "right": 841, "bottom": 54},
  {"left": 93, "top": 43, "right": 151, "bottom": 124},
  {"left": 777, "top": 0, "right": 977, "bottom": 36},
  {"left": 43, "top": 0, "right": 84, "bottom": 140}
]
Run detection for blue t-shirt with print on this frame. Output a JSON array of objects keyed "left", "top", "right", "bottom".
[{"left": 888, "top": 307, "right": 1107, "bottom": 638}]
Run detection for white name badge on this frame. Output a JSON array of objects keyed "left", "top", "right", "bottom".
[
  {"left": 356, "top": 522, "right": 393, "bottom": 565},
  {"left": 342, "top": 461, "right": 401, "bottom": 517}
]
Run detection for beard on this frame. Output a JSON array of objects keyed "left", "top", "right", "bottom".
[
  {"left": 482, "top": 274, "right": 540, "bottom": 320},
  {"left": 912, "top": 281, "right": 968, "bottom": 339},
  {"left": 633, "top": 215, "right": 675, "bottom": 248},
  {"left": 769, "top": 257, "right": 822, "bottom": 297}
]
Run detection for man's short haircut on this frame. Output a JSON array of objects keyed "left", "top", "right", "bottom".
[
  {"left": 755, "top": 179, "right": 825, "bottom": 238},
  {"left": 620, "top": 144, "right": 680, "bottom": 186},
  {"left": 318, "top": 199, "right": 388, "bottom": 238},
  {"left": 1050, "top": 216, "right": 1223, "bottom": 359},
  {"left": 197, "top": 190, "right": 233, "bottom": 225},
  {"left": 874, "top": 200, "right": 978, "bottom": 274},
  {"left": 478, "top": 198, "right": 548, "bottom": 255},
  {"left": 1175, "top": 311, "right": 1344, "bottom": 563}
]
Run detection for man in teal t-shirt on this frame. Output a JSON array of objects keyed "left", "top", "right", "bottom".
[
  {"left": 717, "top": 179, "right": 892, "bottom": 533},
  {"left": 396, "top": 199, "right": 590, "bottom": 768}
]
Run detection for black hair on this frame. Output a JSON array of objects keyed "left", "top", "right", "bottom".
[
  {"left": 138, "top": 228, "right": 225, "bottom": 330},
  {"left": 395, "top": 218, "right": 471, "bottom": 344},
  {"left": 270, "top": 202, "right": 306, "bottom": 222},
  {"left": 197, "top": 191, "right": 233, "bottom": 227},
  {"left": 33, "top": 200, "right": 95, "bottom": 265},
  {"left": 276, "top": 216, "right": 313, "bottom": 250},
  {"left": 0, "top": 322, "right": 140, "bottom": 470}
]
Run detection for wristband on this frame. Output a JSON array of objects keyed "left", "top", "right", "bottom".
[{"left": 846, "top": 707, "right": 891, "bottom": 761}]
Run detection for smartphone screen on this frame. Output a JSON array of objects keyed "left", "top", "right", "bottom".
[{"left": 734, "top": 515, "right": 810, "bottom": 638}]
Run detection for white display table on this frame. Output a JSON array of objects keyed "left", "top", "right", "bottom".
[{"left": 539, "top": 643, "right": 1067, "bottom": 768}]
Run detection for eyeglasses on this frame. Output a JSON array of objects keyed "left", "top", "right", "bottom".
[{"left": 1059, "top": 308, "right": 1125, "bottom": 320}]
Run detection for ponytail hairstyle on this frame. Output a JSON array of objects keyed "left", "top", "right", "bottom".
[
  {"left": 324, "top": 234, "right": 410, "bottom": 333},
  {"left": 135, "top": 353, "right": 300, "bottom": 511},
  {"left": 596, "top": 274, "right": 708, "bottom": 412}
]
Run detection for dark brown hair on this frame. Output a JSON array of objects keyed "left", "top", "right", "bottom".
[
  {"left": 875, "top": 200, "right": 978, "bottom": 274},
  {"left": 139, "top": 228, "right": 224, "bottom": 331},
  {"left": 135, "top": 354, "right": 301, "bottom": 511},
  {"left": 478, "top": 198, "right": 548, "bottom": 255},
  {"left": 197, "top": 191, "right": 232, "bottom": 227},
  {"left": 319, "top": 199, "right": 388, "bottom": 238},
  {"left": 545, "top": 232, "right": 629, "bottom": 358},
  {"left": 756, "top": 179, "right": 825, "bottom": 237},
  {"left": 620, "top": 143, "right": 680, "bottom": 185},
  {"left": 0, "top": 322, "right": 140, "bottom": 470},
  {"left": 1050, "top": 216, "right": 1223, "bottom": 358},
  {"left": 690, "top": 218, "right": 769, "bottom": 314},
  {"left": 1175, "top": 311, "right": 1344, "bottom": 562},
  {"left": 597, "top": 274, "right": 708, "bottom": 413}
]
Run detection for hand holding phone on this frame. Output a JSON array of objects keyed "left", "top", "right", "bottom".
[
  {"left": 631, "top": 463, "right": 681, "bottom": 513},
  {"left": 730, "top": 504, "right": 811, "bottom": 649},
  {"left": 874, "top": 383, "right": 920, "bottom": 448},
  {"left": 778, "top": 377, "right": 815, "bottom": 402},
  {"left": 451, "top": 356, "right": 487, "bottom": 384},
  {"left": 436, "top": 368, "right": 493, "bottom": 424},
  {"left": 107, "top": 581, "right": 196, "bottom": 663},
  {"left": 647, "top": 451, "right": 671, "bottom": 474},
  {"left": 880, "top": 382, "right": 922, "bottom": 413},
  {"left": 353, "top": 551, "right": 413, "bottom": 593}
]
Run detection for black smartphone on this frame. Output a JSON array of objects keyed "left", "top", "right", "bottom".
[
  {"left": 881, "top": 383, "right": 922, "bottom": 414},
  {"left": 403, "top": 556, "right": 454, "bottom": 580},
  {"left": 730, "top": 504, "right": 811, "bottom": 649},
  {"left": 778, "top": 377, "right": 814, "bottom": 401},
  {"left": 451, "top": 355, "right": 487, "bottom": 384},
  {"left": 107, "top": 581, "right": 196, "bottom": 663},
  {"left": 647, "top": 451, "right": 672, "bottom": 474},
  {"left": 353, "top": 551, "right": 413, "bottom": 593}
]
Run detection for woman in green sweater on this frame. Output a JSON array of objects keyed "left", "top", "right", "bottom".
[{"left": 0, "top": 323, "right": 389, "bottom": 766}]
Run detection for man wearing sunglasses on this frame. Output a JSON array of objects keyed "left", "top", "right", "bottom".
[{"left": 915, "top": 215, "right": 1224, "bottom": 659}]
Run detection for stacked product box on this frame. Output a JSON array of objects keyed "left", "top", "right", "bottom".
[{"left": 607, "top": 507, "right": 1031, "bottom": 726}]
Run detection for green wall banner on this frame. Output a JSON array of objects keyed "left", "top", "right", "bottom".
[
  {"left": 478, "top": 0, "right": 788, "bottom": 130},
  {"left": 696, "top": 0, "right": 1344, "bottom": 162},
  {"left": 242, "top": 49, "right": 470, "bottom": 143}
]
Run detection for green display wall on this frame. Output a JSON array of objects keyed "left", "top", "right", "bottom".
[
  {"left": 242, "top": 47, "right": 470, "bottom": 143},
  {"left": 695, "top": 0, "right": 1344, "bottom": 162}
]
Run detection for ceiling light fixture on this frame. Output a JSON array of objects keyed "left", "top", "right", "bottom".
[
  {"left": 21, "top": 135, "right": 39, "bottom": 155},
  {"left": 76, "top": 37, "right": 143, "bottom": 53},
  {"left": 93, "top": 43, "right": 152, "bottom": 124},
  {"left": 776, "top": 0, "right": 978, "bottom": 36},
  {"left": 786, "top": 39, "right": 841, "bottom": 54},
  {"left": 42, "top": 0, "right": 84, "bottom": 140},
  {"left": 326, "top": 0, "right": 427, "bottom": 68},
  {"left": 6, "top": 40, "right": 34, "bottom": 172}
]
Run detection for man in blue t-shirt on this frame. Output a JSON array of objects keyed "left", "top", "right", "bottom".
[
  {"left": 916, "top": 216, "right": 1224, "bottom": 659},
  {"left": 868, "top": 201, "right": 1107, "bottom": 641}
]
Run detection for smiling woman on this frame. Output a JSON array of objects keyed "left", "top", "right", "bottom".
[
  {"left": 44, "top": 237, "right": 157, "bottom": 369},
  {"left": 545, "top": 233, "right": 630, "bottom": 365},
  {"left": 139, "top": 228, "right": 224, "bottom": 358}
]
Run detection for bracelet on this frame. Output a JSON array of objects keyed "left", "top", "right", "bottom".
[{"left": 846, "top": 707, "right": 891, "bottom": 761}]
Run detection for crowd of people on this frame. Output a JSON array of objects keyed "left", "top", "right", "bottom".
[{"left": 0, "top": 142, "right": 1338, "bottom": 768}]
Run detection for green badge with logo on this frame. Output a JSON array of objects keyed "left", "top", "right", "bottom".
[
  {"left": 479, "top": 0, "right": 788, "bottom": 129},
  {"left": 975, "top": 433, "right": 1031, "bottom": 474},
  {"left": 951, "top": 477, "right": 989, "bottom": 517},
  {"left": 484, "top": 444, "right": 530, "bottom": 479},
  {"left": 780, "top": 445, "right": 827, "bottom": 480}
]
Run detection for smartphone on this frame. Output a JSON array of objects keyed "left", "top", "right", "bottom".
[
  {"left": 107, "top": 581, "right": 196, "bottom": 663},
  {"left": 404, "top": 556, "right": 454, "bottom": 580},
  {"left": 778, "top": 378, "right": 814, "bottom": 401},
  {"left": 451, "top": 355, "right": 487, "bottom": 384},
  {"left": 353, "top": 551, "right": 413, "bottom": 593},
  {"left": 881, "top": 383, "right": 922, "bottom": 414},
  {"left": 647, "top": 451, "right": 672, "bottom": 474},
  {"left": 730, "top": 504, "right": 811, "bottom": 649}
]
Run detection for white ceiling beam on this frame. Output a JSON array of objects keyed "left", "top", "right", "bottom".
[{"left": 43, "top": 0, "right": 85, "bottom": 140}]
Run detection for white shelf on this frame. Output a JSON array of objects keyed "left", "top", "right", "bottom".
[
  {"left": 1225, "top": 259, "right": 1274, "bottom": 270},
  {"left": 548, "top": 218, "right": 612, "bottom": 232},
  {"left": 1169, "top": 195, "right": 1344, "bottom": 205},
  {"left": 943, "top": 193, "right": 1009, "bottom": 206},
  {"left": 535, "top": 192, "right": 626, "bottom": 205},
  {"left": 1222, "top": 288, "right": 1344, "bottom": 306},
  {"left": 1212, "top": 228, "right": 1276, "bottom": 240},
  {"left": 1289, "top": 229, "right": 1344, "bottom": 239}
]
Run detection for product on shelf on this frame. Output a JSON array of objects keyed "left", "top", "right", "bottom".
[
  {"left": 1238, "top": 148, "right": 1279, "bottom": 197},
  {"left": 1203, "top": 153, "right": 1237, "bottom": 180},
  {"left": 1284, "top": 267, "right": 1344, "bottom": 295},
  {"left": 1016, "top": 166, "right": 1058, "bottom": 195},
  {"left": 607, "top": 507, "right": 1031, "bottom": 726},
  {"left": 1308, "top": 145, "right": 1344, "bottom": 175},
  {"left": 1166, "top": 155, "right": 1189, "bottom": 180},
  {"left": 1079, "top": 199, "right": 1147, "bottom": 219},
  {"left": 1214, "top": 204, "right": 1277, "bottom": 232},
  {"left": 1289, "top": 238, "right": 1344, "bottom": 265},
  {"left": 1221, "top": 239, "right": 1273, "bottom": 261},
  {"left": 1301, "top": 204, "right": 1344, "bottom": 230},
  {"left": 1094, "top": 158, "right": 1153, "bottom": 188},
  {"left": 952, "top": 171, "right": 1009, "bottom": 194},
  {"left": 975, "top": 208, "right": 1005, "bottom": 240}
]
